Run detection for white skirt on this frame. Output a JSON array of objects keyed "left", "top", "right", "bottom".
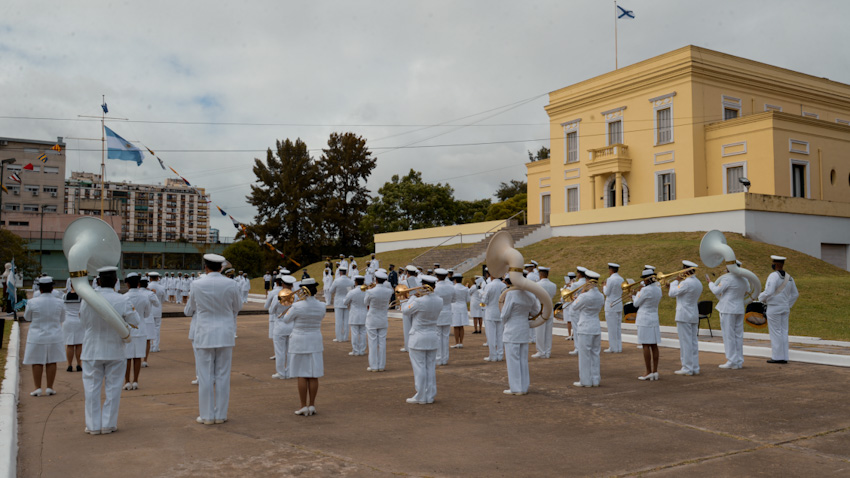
[
  {"left": 125, "top": 336, "right": 147, "bottom": 358},
  {"left": 451, "top": 311, "right": 468, "bottom": 327},
  {"left": 288, "top": 352, "right": 323, "bottom": 378},
  {"left": 145, "top": 321, "right": 156, "bottom": 340},
  {"left": 63, "top": 324, "right": 84, "bottom": 345},
  {"left": 23, "top": 342, "right": 65, "bottom": 365},
  {"left": 637, "top": 325, "right": 661, "bottom": 345}
]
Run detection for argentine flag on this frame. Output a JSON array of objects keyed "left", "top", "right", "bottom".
[{"left": 105, "top": 126, "right": 144, "bottom": 166}]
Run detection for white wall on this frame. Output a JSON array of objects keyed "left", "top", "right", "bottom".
[
  {"left": 550, "top": 211, "right": 746, "bottom": 237},
  {"left": 745, "top": 211, "right": 850, "bottom": 270},
  {"left": 375, "top": 233, "right": 490, "bottom": 253}
]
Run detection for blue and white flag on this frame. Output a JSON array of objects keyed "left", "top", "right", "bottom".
[
  {"left": 6, "top": 259, "right": 16, "bottom": 312},
  {"left": 104, "top": 126, "right": 144, "bottom": 166},
  {"left": 101, "top": 102, "right": 109, "bottom": 114},
  {"left": 617, "top": 4, "right": 635, "bottom": 19}
]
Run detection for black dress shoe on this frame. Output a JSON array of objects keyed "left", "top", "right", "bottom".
[
  {"left": 76, "top": 365, "right": 83, "bottom": 372},
  {"left": 67, "top": 366, "right": 73, "bottom": 372},
  {"left": 766, "top": 359, "right": 788, "bottom": 364}
]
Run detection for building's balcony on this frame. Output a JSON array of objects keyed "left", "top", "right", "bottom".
[{"left": 586, "top": 144, "right": 632, "bottom": 177}]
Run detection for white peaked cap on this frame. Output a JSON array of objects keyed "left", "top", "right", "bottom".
[
  {"left": 420, "top": 275, "right": 437, "bottom": 284},
  {"left": 434, "top": 268, "right": 449, "bottom": 275},
  {"left": 354, "top": 275, "right": 364, "bottom": 280},
  {"left": 406, "top": 265, "right": 418, "bottom": 272},
  {"left": 531, "top": 260, "right": 538, "bottom": 266},
  {"left": 97, "top": 266, "right": 118, "bottom": 273},
  {"left": 281, "top": 275, "right": 297, "bottom": 285},
  {"left": 644, "top": 265, "right": 656, "bottom": 270},
  {"left": 682, "top": 260, "right": 699, "bottom": 268},
  {"left": 37, "top": 276, "right": 54, "bottom": 284},
  {"left": 203, "top": 253, "right": 226, "bottom": 263},
  {"left": 125, "top": 272, "right": 139, "bottom": 279},
  {"left": 608, "top": 263, "right": 620, "bottom": 268},
  {"left": 524, "top": 264, "right": 533, "bottom": 268},
  {"left": 576, "top": 266, "right": 587, "bottom": 272},
  {"left": 301, "top": 278, "right": 317, "bottom": 286},
  {"left": 585, "top": 270, "right": 600, "bottom": 279},
  {"left": 538, "top": 267, "right": 549, "bottom": 272},
  {"left": 771, "top": 255, "right": 787, "bottom": 261},
  {"left": 642, "top": 269, "right": 655, "bottom": 277},
  {"left": 375, "top": 271, "right": 388, "bottom": 280},
  {"left": 338, "top": 265, "right": 348, "bottom": 271}
]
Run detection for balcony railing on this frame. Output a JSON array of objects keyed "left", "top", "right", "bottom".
[{"left": 588, "top": 144, "right": 629, "bottom": 161}]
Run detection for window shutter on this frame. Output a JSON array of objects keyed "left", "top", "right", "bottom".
[
  {"left": 670, "top": 172, "right": 676, "bottom": 200},
  {"left": 657, "top": 175, "right": 664, "bottom": 202}
]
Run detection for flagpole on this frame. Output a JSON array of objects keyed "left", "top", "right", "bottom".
[
  {"left": 614, "top": 0, "right": 618, "bottom": 70},
  {"left": 100, "top": 95, "right": 105, "bottom": 218}
]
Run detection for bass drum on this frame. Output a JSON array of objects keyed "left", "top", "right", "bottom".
[
  {"left": 623, "top": 302, "right": 638, "bottom": 324},
  {"left": 745, "top": 301, "right": 768, "bottom": 328}
]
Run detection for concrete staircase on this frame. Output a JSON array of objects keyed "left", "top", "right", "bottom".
[{"left": 410, "top": 224, "right": 551, "bottom": 275}]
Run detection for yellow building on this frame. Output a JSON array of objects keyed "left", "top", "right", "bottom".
[{"left": 527, "top": 45, "right": 850, "bottom": 270}]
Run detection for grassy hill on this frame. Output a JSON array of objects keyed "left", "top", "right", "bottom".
[{"left": 254, "top": 232, "right": 850, "bottom": 340}]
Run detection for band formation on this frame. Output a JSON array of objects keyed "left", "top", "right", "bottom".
[{"left": 20, "top": 221, "right": 799, "bottom": 434}]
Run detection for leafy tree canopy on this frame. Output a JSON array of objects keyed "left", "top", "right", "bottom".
[
  {"left": 494, "top": 179, "right": 527, "bottom": 202},
  {"left": 221, "top": 239, "right": 265, "bottom": 277},
  {"left": 527, "top": 146, "right": 550, "bottom": 162}
]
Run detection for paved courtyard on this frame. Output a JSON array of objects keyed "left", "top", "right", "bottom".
[{"left": 15, "top": 310, "right": 850, "bottom": 477}]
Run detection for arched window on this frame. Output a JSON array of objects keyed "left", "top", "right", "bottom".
[{"left": 603, "top": 174, "right": 630, "bottom": 207}]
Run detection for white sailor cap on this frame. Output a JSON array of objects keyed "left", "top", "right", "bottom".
[
  {"left": 147, "top": 272, "right": 160, "bottom": 277},
  {"left": 377, "top": 268, "right": 387, "bottom": 274},
  {"left": 567, "top": 272, "right": 576, "bottom": 278},
  {"left": 524, "top": 264, "right": 534, "bottom": 268},
  {"left": 539, "top": 267, "right": 549, "bottom": 272},
  {"left": 447, "top": 268, "right": 454, "bottom": 273},
  {"left": 531, "top": 260, "right": 538, "bottom": 266},
  {"left": 281, "top": 268, "right": 290, "bottom": 274},
  {"left": 375, "top": 271, "right": 388, "bottom": 280},
  {"left": 339, "top": 254, "right": 345, "bottom": 258},
  {"left": 406, "top": 265, "right": 418, "bottom": 272},
  {"left": 434, "top": 268, "right": 448, "bottom": 275},
  {"left": 474, "top": 275, "right": 482, "bottom": 278},
  {"left": 349, "top": 255, "right": 354, "bottom": 259},
  {"left": 642, "top": 269, "right": 656, "bottom": 277},
  {"left": 338, "top": 265, "right": 348, "bottom": 271},
  {"left": 281, "top": 275, "right": 297, "bottom": 285},
  {"left": 576, "top": 266, "right": 587, "bottom": 272},
  {"left": 97, "top": 266, "right": 118, "bottom": 273},
  {"left": 420, "top": 275, "right": 437, "bottom": 284},
  {"left": 125, "top": 272, "right": 139, "bottom": 279},
  {"left": 770, "top": 255, "right": 787, "bottom": 261},
  {"left": 354, "top": 275, "right": 365, "bottom": 280},
  {"left": 682, "top": 260, "right": 699, "bottom": 268},
  {"left": 301, "top": 278, "right": 317, "bottom": 286},
  {"left": 504, "top": 273, "right": 511, "bottom": 280},
  {"left": 585, "top": 270, "right": 600, "bottom": 280},
  {"left": 644, "top": 265, "right": 656, "bottom": 270},
  {"left": 203, "top": 253, "right": 226, "bottom": 263},
  {"left": 608, "top": 263, "right": 620, "bottom": 268},
  {"left": 37, "top": 276, "right": 54, "bottom": 284},
  {"left": 140, "top": 276, "right": 149, "bottom": 282}
]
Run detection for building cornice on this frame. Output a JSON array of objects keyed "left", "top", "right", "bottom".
[{"left": 705, "top": 110, "right": 850, "bottom": 134}]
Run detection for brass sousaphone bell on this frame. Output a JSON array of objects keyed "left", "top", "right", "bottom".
[{"left": 485, "top": 231, "right": 554, "bottom": 328}]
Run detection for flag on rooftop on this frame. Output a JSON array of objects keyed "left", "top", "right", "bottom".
[
  {"left": 181, "top": 176, "right": 191, "bottom": 186},
  {"left": 169, "top": 166, "right": 180, "bottom": 176},
  {"left": 23, "top": 163, "right": 34, "bottom": 171},
  {"left": 37, "top": 153, "right": 47, "bottom": 163},
  {"left": 51, "top": 144, "right": 61, "bottom": 152},
  {"left": 104, "top": 126, "right": 144, "bottom": 166},
  {"left": 9, "top": 173, "right": 21, "bottom": 183}
]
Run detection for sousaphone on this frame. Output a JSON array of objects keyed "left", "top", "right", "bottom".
[
  {"left": 700, "top": 230, "right": 763, "bottom": 326},
  {"left": 485, "top": 231, "right": 553, "bottom": 328}
]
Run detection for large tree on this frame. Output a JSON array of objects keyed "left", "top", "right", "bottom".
[
  {"left": 246, "top": 138, "right": 322, "bottom": 264},
  {"left": 316, "top": 132, "right": 376, "bottom": 254},
  {"left": 361, "top": 169, "right": 458, "bottom": 234},
  {"left": 0, "top": 230, "right": 39, "bottom": 279},
  {"left": 494, "top": 179, "right": 527, "bottom": 202},
  {"left": 486, "top": 193, "right": 527, "bottom": 224}
]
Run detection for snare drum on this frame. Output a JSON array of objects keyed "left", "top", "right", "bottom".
[
  {"left": 623, "top": 302, "right": 638, "bottom": 324},
  {"left": 744, "top": 301, "right": 767, "bottom": 328}
]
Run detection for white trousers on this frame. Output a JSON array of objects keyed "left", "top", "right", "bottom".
[
  {"left": 350, "top": 324, "right": 367, "bottom": 355},
  {"left": 528, "top": 327, "right": 536, "bottom": 344},
  {"left": 767, "top": 309, "right": 790, "bottom": 361},
  {"left": 402, "top": 309, "right": 412, "bottom": 350},
  {"left": 485, "top": 320, "right": 503, "bottom": 361},
  {"left": 436, "top": 325, "right": 450, "bottom": 365},
  {"left": 194, "top": 346, "right": 233, "bottom": 421},
  {"left": 504, "top": 342, "right": 530, "bottom": 393},
  {"left": 153, "top": 316, "right": 162, "bottom": 351},
  {"left": 334, "top": 308, "right": 350, "bottom": 342},
  {"left": 576, "top": 333, "right": 601, "bottom": 386},
  {"left": 367, "top": 327, "right": 387, "bottom": 370},
  {"left": 273, "top": 334, "right": 290, "bottom": 377},
  {"left": 408, "top": 348, "right": 437, "bottom": 403},
  {"left": 82, "top": 359, "right": 125, "bottom": 432},
  {"left": 534, "top": 318, "right": 553, "bottom": 357},
  {"left": 720, "top": 313, "right": 744, "bottom": 366},
  {"left": 676, "top": 321, "right": 700, "bottom": 373},
  {"left": 605, "top": 309, "right": 623, "bottom": 352}
]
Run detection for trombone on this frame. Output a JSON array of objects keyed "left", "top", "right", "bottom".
[
  {"left": 278, "top": 286, "right": 311, "bottom": 307},
  {"left": 613, "top": 279, "right": 640, "bottom": 306},
  {"left": 360, "top": 283, "right": 377, "bottom": 292},
  {"left": 656, "top": 267, "right": 697, "bottom": 287}
]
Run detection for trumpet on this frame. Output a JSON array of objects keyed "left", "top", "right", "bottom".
[
  {"left": 561, "top": 281, "right": 598, "bottom": 303},
  {"left": 617, "top": 279, "right": 641, "bottom": 305},
  {"left": 656, "top": 267, "right": 697, "bottom": 287},
  {"left": 278, "top": 286, "right": 311, "bottom": 306},
  {"left": 360, "top": 283, "right": 376, "bottom": 292},
  {"left": 394, "top": 284, "right": 431, "bottom": 301}
]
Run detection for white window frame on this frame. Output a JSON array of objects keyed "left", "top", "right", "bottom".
[
  {"left": 565, "top": 184, "right": 580, "bottom": 212},
  {"left": 722, "top": 161, "right": 748, "bottom": 194},
  {"left": 802, "top": 111, "right": 819, "bottom": 119},
  {"left": 836, "top": 118, "right": 850, "bottom": 126},
  {"left": 22, "top": 204, "right": 39, "bottom": 212},
  {"left": 24, "top": 185, "right": 40, "bottom": 193},
  {"left": 561, "top": 119, "right": 581, "bottom": 164},
  {"left": 43, "top": 166, "right": 59, "bottom": 174},
  {"left": 606, "top": 119, "right": 623, "bottom": 146},
  {"left": 655, "top": 169, "right": 676, "bottom": 202},
  {"left": 789, "top": 139, "right": 810, "bottom": 155},
  {"left": 790, "top": 159, "right": 810, "bottom": 199},
  {"left": 722, "top": 95, "right": 742, "bottom": 120},
  {"left": 764, "top": 103, "right": 783, "bottom": 112},
  {"left": 540, "top": 193, "right": 551, "bottom": 224}
]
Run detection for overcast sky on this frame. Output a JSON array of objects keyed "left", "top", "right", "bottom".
[{"left": 2, "top": 0, "right": 848, "bottom": 237}]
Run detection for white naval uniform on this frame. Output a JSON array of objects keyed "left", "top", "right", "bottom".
[
  {"left": 451, "top": 282, "right": 468, "bottom": 327},
  {"left": 184, "top": 272, "right": 242, "bottom": 422},
  {"left": 328, "top": 275, "right": 354, "bottom": 342},
  {"left": 344, "top": 287, "right": 368, "bottom": 356},
  {"left": 180, "top": 277, "right": 191, "bottom": 300},
  {"left": 633, "top": 283, "right": 662, "bottom": 344},
  {"left": 284, "top": 297, "right": 327, "bottom": 378},
  {"left": 364, "top": 283, "right": 393, "bottom": 370},
  {"left": 23, "top": 294, "right": 66, "bottom": 365},
  {"left": 322, "top": 269, "right": 334, "bottom": 298},
  {"left": 469, "top": 285, "right": 484, "bottom": 319},
  {"left": 526, "top": 272, "right": 540, "bottom": 344},
  {"left": 669, "top": 276, "right": 703, "bottom": 374},
  {"left": 148, "top": 281, "right": 166, "bottom": 351},
  {"left": 406, "top": 293, "right": 443, "bottom": 403},
  {"left": 533, "top": 278, "right": 557, "bottom": 357},
  {"left": 269, "top": 297, "right": 293, "bottom": 378},
  {"left": 603, "top": 273, "right": 625, "bottom": 353},
  {"left": 501, "top": 289, "right": 537, "bottom": 393},
  {"left": 434, "top": 280, "right": 454, "bottom": 365},
  {"left": 759, "top": 271, "right": 799, "bottom": 361},
  {"left": 141, "top": 287, "right": 160, "bottom": 341},
  {"left": 572, "top": 287, "right": 604, "bottom": 386},
  {"left": 483, "top": 280, "right": 507, "bottom": 361},
  {"left": 62, "top": 293, "right": 84, "bottom": 346},
  {"left": 80, "top": 289, "right": 140, "bottom": 432},
  {"left": 264, "top": 285, "right": 282, "bottom": 339},
  {"left": 401, "top": 275, "right": 421, "bottom": 351},
  {"left": 709, "top": 273, "right": 748, "bottom": 367},
  {"left": 241, "top": 276, "right": 250, "bottom": 303},
  {"left": 124, "top": 288, "right": 151, "bottom": 359}
]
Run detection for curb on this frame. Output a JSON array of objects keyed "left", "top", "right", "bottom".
[{"left": 0, "top": 321, "right": 21, "bottom": 478}]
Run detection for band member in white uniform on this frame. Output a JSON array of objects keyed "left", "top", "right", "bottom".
[
  {"left": 708, "top": 262, "right": 748, "bottom": 369},
  {"left": 500, "top": 283, "right": 538, "bottom": 395},
  {"left": 451, "top": 275, "right": 468, "bottom": 348},
  {"left": 633, "top": 269, "right": 662, "bottom": 381},
  {"left": 80, "top": 266, "right": 140, "bottom": 434},
  {"left": 284, "top": 279, "right": 325, "bottom": 416},
  {"left": 123, "top": 273, "right": 150, "bottom": 390},
  {"left": 400, "top": 265, "right": 420, "bottom": 352},
  {"left": 269, "top": 275, "right": 296, "bottom": 379},
  {"left": 469, "top": 277, "right": 484, "bottom": 335},
  {"left": 184, "top": 254, "right": 242, "bottom": 425},
  {"left": 139, "top": 276, "right": 160, "bottom": 368},
  {"left": 322, "top": 263, "right": 334, "bottom": 299},
  {"left": 562, "top": 272, "right": 576, "bottom": 338},
  {"left": 667, "top": 261, "right": 702, "bottom": 375},
  {"left": 328, "top": 266, "right": 353, "bottom": 342},
  {"left": 344, "top": 276, "right": 368, "bottom": 356},
  {"left": 23, "top": 277, "right": 65, "bottom": 397},
  {"left": 567, "top": 268, "right": 587, "bottom": 354},
  {"left": 62, "top": 287, "right": 84, "bottom": 372},
  {"left": 602, "top": 263, "right": 624, "bottom": 353},
  {"left": 482, "top": 276, "right": 506, "bottom": 362},
  {"left": 405, "top": 276, "right": 442, "bottom": 404},
  {"left": 264, "top": 276, "right": 284, "bottom": 360},
  {"left": 180, "top": 274, "right": 191, "bottom": 304},
  {"left": 433, "top": 269, "right": 454, "bottom": 366},
  {"left": 759, "top": 255, "right": 799, "bottom": 364},
  {"left": 147, "top": 272, "right": 166, "bottom": 352},
  {"left": 365, "top": 271, "right": 393, "bottom": 372},
  {"left": 532, "top": 267, "right": 556, "bottom": 359},
  {"left": 571, "top": 271, "right": 604, "bottom": 387}
]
